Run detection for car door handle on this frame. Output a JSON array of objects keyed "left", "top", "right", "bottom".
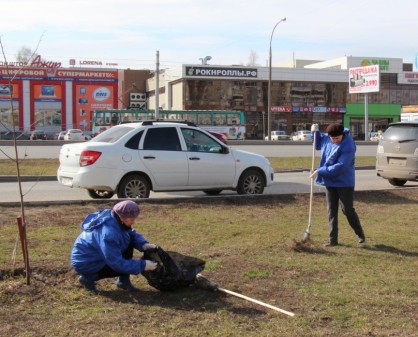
[
  {"left": 189, "top": 157, "right": 200, "bottom": 160},
  {"left": 143, "top": 156, "right": 156, "bottom": 159}
]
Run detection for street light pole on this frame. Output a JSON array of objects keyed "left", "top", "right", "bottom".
[
  {"left": 262, "top": 111, "right": 265, "bottom": 139},
  {"left": 267, "top": 17, "right": 286, "bottom": 140}
]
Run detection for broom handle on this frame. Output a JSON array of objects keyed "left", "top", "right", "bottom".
[
  {"left": 307, "top": 131, "right": 316, "bottom": 230},
  {"left": 217, "top": 287, "right": 295, "bottom": 317}
]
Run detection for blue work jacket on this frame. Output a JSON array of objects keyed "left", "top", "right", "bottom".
[
  {"left": 71, "top": 209, "right": 148, "bottom": 275},
  {"left": 312, "top": 129, "right": 356, "bottom": 187}
]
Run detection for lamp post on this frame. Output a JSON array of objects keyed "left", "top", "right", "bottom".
[
  {"left": 262, "top": 111, "right": 266, "bottom": 139},
  {"left": 267, "top": 17, "right": 286, "bottom": 140}
]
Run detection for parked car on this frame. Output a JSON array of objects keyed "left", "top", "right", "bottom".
[
  {"left": 83, "top": 130, "right": 93, "bottom": 140},
  {"left": 0, "top": 131, "right": 30, "bottom": 140},
  {"left": 369, "top": 131, "right": 382, "bottom": 141},
  {"left": 57, "top": 121, "right": 274, "bottom": 199},
  {"left": 265, "top": 130, "right": 291, "bottom": 141},
  {"left": 376, "top": 122, "right": 418, "bottom": 186},
  {"left": 57, "top": 131, "right": 66, "bottom": 140},
  {"left": 64, "top": 129, "right": 85, "bottom": 141},
  {"left": 292, "top": 130, "right": 311, "bottom": 141},
  {"left": 30, "top": 130, "right": 47, "bottom": 140}
]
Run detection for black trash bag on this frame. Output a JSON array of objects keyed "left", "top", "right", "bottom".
[{"left": 141, "top": 246, "right": 205, "bottom": 291}]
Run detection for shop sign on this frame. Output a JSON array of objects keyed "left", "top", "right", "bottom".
[
  {"left": 30, "top": 55, "right": 61, "bottom": 73},
  {"left": 361, "top": 59, "right": 389, "bottom": 71},
  {"left": 327, "top": 107, "right": 346, "bottom": 113},
  {"left": 292, "top": 106, "right": 311, "bottom": 112},
  {"left": 271, "top": 106, "right": 291, "bottom": 112},
  {"left": 185, "top": 66, "right": 257, "bottom": 78},
  {"left": 80, "top": 60, "right": 103, "bottom": 66},
  {"left": 93, "top": 87, "right": 111, "bottom": 102},
  {"left": 398, "top": 72, "right": 418, "bottom": 85}
]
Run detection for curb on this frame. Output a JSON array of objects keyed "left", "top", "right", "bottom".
[
  {"left": 0, "top": 176, "right": 56, "bottom": 182},
  {"left": 0, "top": 167, "right": 375, "bottom": 183}
]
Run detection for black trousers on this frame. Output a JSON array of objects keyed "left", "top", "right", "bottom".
[
  {"left": 325, "top": 186, "right": 364, "bottom": 244},
  {"left": 97, "top": 239, "right": 135, "bottom": 279}
]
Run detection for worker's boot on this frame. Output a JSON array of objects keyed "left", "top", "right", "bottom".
[
  {"left": 79, "top": 274, "right": 99, "bottom": 294},
  {"left": 116, "top": 275, "right": 140, "bottom": 292}
]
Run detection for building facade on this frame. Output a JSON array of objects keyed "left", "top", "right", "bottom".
[
  {"left": 2, "top": 55, "right": 417, "bottom": 140},
  {"left": 147, "top": 56, "right": 418, "bottom": 139},
  {"left": 0, "top": 58, "right": 150, "bottom": 136}
]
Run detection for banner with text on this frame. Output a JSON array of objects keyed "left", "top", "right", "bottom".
[{"left": 349, "top": 65, "right": 380, "bottom": 94}]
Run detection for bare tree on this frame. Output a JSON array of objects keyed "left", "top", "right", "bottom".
[
  {"left": 247, "top": 50, "right": 259, "bottom": 66},
  {"left": 16, "top": 46, "right": 35, "bottom": 64},
  {"left": 0, "top": 35, "right": 45, "bottom": 285}
]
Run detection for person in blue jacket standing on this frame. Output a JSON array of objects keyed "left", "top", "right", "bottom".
[
  {"left": 310, "top": 123, "right": 366, "bottom": 247},
  {"left": 71, "top": 200, "right": 158, "bottom": 293}
]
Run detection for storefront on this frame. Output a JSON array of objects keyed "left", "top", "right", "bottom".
[
  {"left": 345, "top": 103, "right": 400, "bottom": 138},
  {"left": 0, "top": 62, "right": 118, "bottom": 135}
]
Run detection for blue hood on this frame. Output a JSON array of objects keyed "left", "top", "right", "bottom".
[{"left": 81, "top": 209, "right": 113, "bottom": 232}]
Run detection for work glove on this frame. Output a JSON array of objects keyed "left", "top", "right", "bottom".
[
  {"left": 144, "top": 260, "right": 158, "bottom": 271},
  {"left": 310, "top": 170, "right": 318, "bottom": 179},
  {"left": 311, "top": 124, "right": 319, "bottom": 132},
  {"left": 142, "top": 243, "right": 158, "bottom": 252}
]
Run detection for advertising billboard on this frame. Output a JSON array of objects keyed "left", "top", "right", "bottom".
[
  {"left": 76, "top": 85, "right": 114, "bottom": 129},
  {"left": 349, "top": 65, "right": 380, "bottom": 94}
]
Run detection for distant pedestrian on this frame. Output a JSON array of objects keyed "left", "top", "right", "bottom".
[
  {"left": 71, "top": 200, "right": 158, "bottom": 293},
  {"left": 310, "top": 123, "right": 365, "bottom": 246}
]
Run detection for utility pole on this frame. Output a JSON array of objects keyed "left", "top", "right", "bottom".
[{"left": 155, "top": 50, "right": 160, "bottom": 120}]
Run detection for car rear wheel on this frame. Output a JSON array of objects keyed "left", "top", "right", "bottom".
[
  {"left": 87, "top": 189, "right": 114, "bottom": 199},
  {"left": 203, "top": 190, "right": 222, "bottom": 195},
  {"left": 117, "top": 174, "right": 151, "bottom": 198},
  {"left": 237, "top": 170, "right": 264, "bottom": 195},
  {"left": 388, "top": 178, "right": 407, "bottom": 186}
]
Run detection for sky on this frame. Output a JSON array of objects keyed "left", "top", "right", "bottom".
[{"left": 1, "top": 0, "right": 417, "bottom": 71}]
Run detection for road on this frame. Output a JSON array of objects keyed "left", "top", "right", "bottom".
[
  {"left": 0, "top": 141, "right": 379, "bottom": 159},
  {"left": 2, "top": 170, "right": 417, "bottom": 204}
]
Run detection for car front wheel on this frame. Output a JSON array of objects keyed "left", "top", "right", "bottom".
[
  {"left": 237, "top": 170, "right": 264, "bottom": 195},
  {"left": 388, "top": 178, "right": 407, "bottom": 186},
  {"left": 118, "top": 174, "right": 151, "bottom": 198},
  {"left": 87, "top": 189, "right": 114, "bottom": 199}
]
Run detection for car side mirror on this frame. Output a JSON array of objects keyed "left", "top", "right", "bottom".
[{"left": 221, "top": 146, "right": 230, "bottom": 154}]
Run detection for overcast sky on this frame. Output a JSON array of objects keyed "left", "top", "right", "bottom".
[{"left": 1, "top": 0, "right": 417, "bottom": 70}]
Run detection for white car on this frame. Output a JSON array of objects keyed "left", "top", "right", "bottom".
[
  {"left": 57, "top": 131, "right": 66, "bottom": 140},
  {"left": 57, "top": 121, "right": 274, "bottom": 199},
  {"left": 292, "top": 130, "right": 311, "bottom": 141},
  {"left": 369, "top": 131, "right": 382, "bottom": 141},
  {"left": 265, "top": 131, "right": 290, "bottom": 141},
  {"left": 64, "top": 129, "right": 85, "bottom": 141}
]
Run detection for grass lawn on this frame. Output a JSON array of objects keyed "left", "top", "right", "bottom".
[{"left": 1, "top": 189, "right": 417, "bottom": 336}]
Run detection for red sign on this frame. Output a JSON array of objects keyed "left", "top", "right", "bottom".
[{"left": 271, "top": 106, "right": 292, "bottom": 112}]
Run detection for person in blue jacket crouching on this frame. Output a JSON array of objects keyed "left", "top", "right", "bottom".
[
  {"left": 71, "top": 200, "right": 158, "bottom": 293},
  {"left": 310, "top": 123, "right": 366, "bottom": 247}
]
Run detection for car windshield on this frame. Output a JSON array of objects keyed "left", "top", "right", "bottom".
[
  {"left": 92, "top": 126, "right": 135, "bottom": 143},
  {"left": 382, "top": 125, "right": 418, "bottom": 141}
]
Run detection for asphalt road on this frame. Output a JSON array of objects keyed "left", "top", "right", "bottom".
[
  {"left": 2, "top": 170, "right": 417, "bottom": 205},
  {"left": 0, "top": 141, "right": 379, "bottom": 159}
]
